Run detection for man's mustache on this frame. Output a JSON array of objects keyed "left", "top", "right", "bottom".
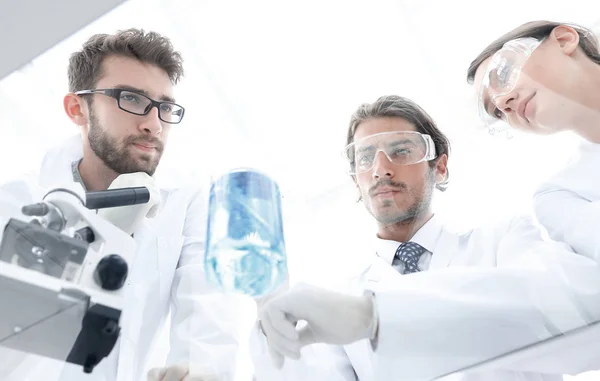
[
  {"left": 369, "top": 179, "right": 407, "bottom": 196},
  {"left": 126, "top": 136, "right": 164, "bottom": 152}
]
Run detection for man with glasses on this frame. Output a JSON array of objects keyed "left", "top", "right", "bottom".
[
  {"left": 3, "top": 29, "right": 243, "bottom": 381},
  {"left": 250, "top": 95, "right": 600, "bottom": 380},
  {"left": 467, "top": 20, "right": 600, "bottom": 265}
]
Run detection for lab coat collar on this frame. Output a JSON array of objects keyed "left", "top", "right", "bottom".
[
  {"left": 374, "top": 214, "right": 443, "bottom": 265},
  {"left": 39, "top": 133, "right": 84, "bottom": 187}
]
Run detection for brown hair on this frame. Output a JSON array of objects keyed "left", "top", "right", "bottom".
[
  {"left": 467, "top": 21, "right": 600, "bottom": 84},
  {"left": 346, "top": 95, "right": 450, "bottom": 191},
  {"left": 68, "top": 28, "right": 184, "bottom": 92}
]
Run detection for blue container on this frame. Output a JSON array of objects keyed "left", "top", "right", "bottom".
[{"left": 205, "top": 168, "right": 288, "bottom": 297}]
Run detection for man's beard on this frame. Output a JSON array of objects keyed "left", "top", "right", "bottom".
[
  {"left": 364, "top": 168, "right": 435, "bottom": 226},
  {"left": 87, "top": 110, "right": 163, "bottom": 176}
]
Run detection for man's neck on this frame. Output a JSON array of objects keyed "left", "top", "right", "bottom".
[
  {"left": 376, "top": 211, "right": 434, "bottom": 242},
  {"left": 78, "top": 156, "right": 119, "bottom": 191}
]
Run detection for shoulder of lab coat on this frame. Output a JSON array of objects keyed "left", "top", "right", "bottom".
[
  {"left": 533, "top": 140, "right": 600, "bottom": 263},
  {"left": 249, "top": 321, "right": 357, "bottom": 381},
  {"left": 371, "top": 214, "right": 600, "bottom": 380},
  {"left": 38, "top": 133, "right": 83, "bottom": 181}
]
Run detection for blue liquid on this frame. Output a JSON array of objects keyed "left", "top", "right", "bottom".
[
  {"left": 206, "top": 240, "right": 287, "bottom": 297},
  {"left": 205, "top": 170, "right": 287, "bottom": 297}
]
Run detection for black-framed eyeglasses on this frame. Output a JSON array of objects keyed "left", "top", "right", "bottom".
[{"left": 75, "top": 88, "right": 185, "bottom": 124}]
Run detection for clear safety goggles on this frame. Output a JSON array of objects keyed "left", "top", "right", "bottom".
[
  {"left": 478, "top": 37, "right": 543, "bottom": 135},
  {"left": 342, "top": 131, "right": 437, "bottom": 175}
]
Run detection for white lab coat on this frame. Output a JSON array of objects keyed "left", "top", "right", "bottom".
[
  {"left": 251, "top": 214, "right": 600, "bottom": 381},
  {"left": 534, "top": 139, "right": 600, "bottom": 263},
  {"left": 1, "top": 134, "right": 248, "bottom": 381}
]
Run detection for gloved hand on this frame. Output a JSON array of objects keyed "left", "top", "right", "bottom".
[
  {"left": 97, "top": 172, "right": 162, "bottom": 235},
  {"left": 258, "top": 283, "right": 376, "bottom": 368},
  {"left": 147, "top": 364, "right": 223, "bottom": 381},
  {"left": 254, "top": 276, "right": 291, "bottom": 366}
]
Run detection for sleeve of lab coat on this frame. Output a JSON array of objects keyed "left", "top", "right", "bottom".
[
  {"left": 370, "top": 215, "right": 600, "bottom": 380},
  {"left": 249, "top": 321, "right": 357, "bottom": 381},
  {"left": 166, "top": 187, "right": 250, "bottom": 381},
  {"left": 534, "top": 183, "right": 600, "bottom": 263}
]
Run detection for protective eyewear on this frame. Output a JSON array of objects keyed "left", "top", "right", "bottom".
[
  {"left": 342, "top": 131, "right": 437, "bottom": 175},
  {"left": 478, "top": 37, "right": 543, "bottom": 135},
  {"left": 75, "top": 88, "right": 185, "bottom": 124}
]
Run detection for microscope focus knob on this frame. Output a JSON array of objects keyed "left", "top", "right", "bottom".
[{"left": 94, "top": 255, "right": 129, "bottom": 291}]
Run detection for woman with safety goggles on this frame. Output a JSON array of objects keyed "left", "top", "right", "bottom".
[{"left": 467, "top": 21, "right": 600, "bottom": 264}]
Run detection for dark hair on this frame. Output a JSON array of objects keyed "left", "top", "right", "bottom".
[
  {"left": 68, "top": 28, "right": 184, "bottom": 92},
  {"left": 346, "top": 95, "right": 450, "bottom": 191},
  {"left": 467, "top": 21, "right": 600, "bottom": 84}
]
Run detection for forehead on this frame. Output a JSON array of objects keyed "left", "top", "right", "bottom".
[
  {"left": 354, "top": 117, "right": 416, "bottom": 140},
  {"left": 96, "top": 55, "right": 174, "bottom": 100}
]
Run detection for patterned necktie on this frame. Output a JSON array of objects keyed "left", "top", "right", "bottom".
[{"left": 393, "top": 241, "right": 427, "bottom": 274}]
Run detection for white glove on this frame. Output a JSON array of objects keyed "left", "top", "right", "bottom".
[
  {"left": 147, "top": 364, "right": 223, "bottom": 381},
  {"left": 258, "top": 283, "right": 376, "bottom": 368},
  {"left": 254, "top": 277, "right": 291, "bottom": 366},
  {"left": 97, "top": 172, "right": 162, "bottom": 235}
]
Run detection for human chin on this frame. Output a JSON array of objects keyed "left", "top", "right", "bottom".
[
  {"left": 133, "top": 151, "right": 161, "bottom": 173},
  {"left": 371, "top": 196, "right": 403, "bottom": 215},
  {"left": 118, "top": 148, "right": 160, "bottom": 175},
  {"left": 373, "top": 206, "right": 412, "bottom": 225}
]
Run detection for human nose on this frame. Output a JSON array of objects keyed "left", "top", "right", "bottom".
[
  {"left": 138, "top": 106, "right": 163, "bottom": 135},
  {"left": 371, "top": 150, "right": 394, "bottom": 180},
  {"left": 493, "top": 89, "right": 520, "bottom": 116}
]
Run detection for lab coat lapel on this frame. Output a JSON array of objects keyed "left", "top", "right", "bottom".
[
  {"left": 346, "top": 256, "right": 394, "bottom": 381},
  {"left": 115, "top": 217, "right": 155, "bottom": 381},
  {"left": 116, "top": 188, "right": 170, "bottom": 380},
  {"left": 429, "top": 228, "right": 460, "bottom": 270},
  {"left": 363, "top": 255, "right": 400, "bottom": 286}
]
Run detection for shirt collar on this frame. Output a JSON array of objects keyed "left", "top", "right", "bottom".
[
  {"left": 71, "top": 159, "right": 87, "bottom": 191},
  {"left": 374, "top": 214, "right": 443, "bottom": 265}
]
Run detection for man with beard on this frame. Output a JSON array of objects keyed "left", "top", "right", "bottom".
[
  {"left": 250, "top": 95, "right": 600, "bottom": 380},
  {"left": 2, "top": 29, "right": 244, "bottom": 381}
]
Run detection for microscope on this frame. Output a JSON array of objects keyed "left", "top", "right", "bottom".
[{"left": 0, "top": 183, "right": 150, "bottom": 374}]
